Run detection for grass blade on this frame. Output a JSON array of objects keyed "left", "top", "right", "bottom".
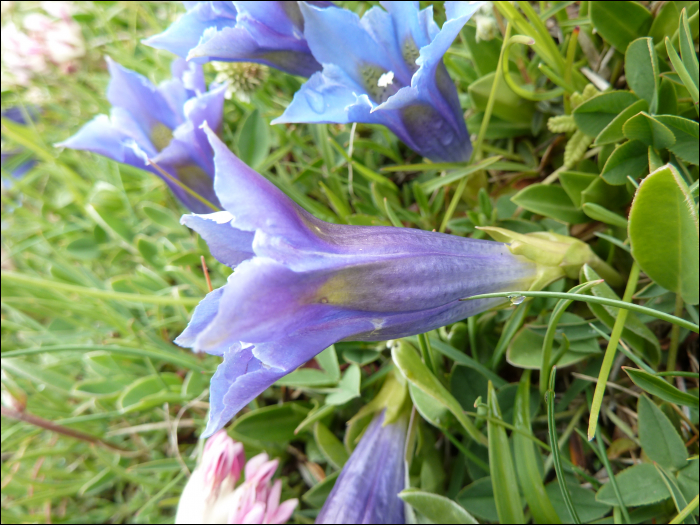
[{"left": 487, "top": 381, "right": 525, "bottom": 523}]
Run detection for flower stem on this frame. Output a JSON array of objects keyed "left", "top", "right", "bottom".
[
  {"left": 667, "top": 293, "right": 685, "bottom": 378},
  {"left": 587, "top": 262, "right": 640, "bottom": 441}
]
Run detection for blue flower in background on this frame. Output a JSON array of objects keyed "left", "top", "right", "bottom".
[
  {"left": 176, "top": 126, "right": 536, "bottom": 436},
  {"left": 57, "top": 57, "right": 225, "bottom": 213},
  {"left": 143, "top": 1, "right": 332, "bottom": 77},
  {"left": 1, "top": 107, "right": 38, "bottom": 186},
  {"left": 317, "top": 410, "right": 407, "bottom": 524},
  {"left": 273, "top": 1, "right": 483, "bottom": 162}
]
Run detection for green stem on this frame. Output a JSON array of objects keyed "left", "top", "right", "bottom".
[
  {"left": 547, "top": 369, "right": 581, "bottom": 524},
  {"left": 587, "top": 262, "right": 640, "bottom": 440},
  {"left": 439, "top": 23, "right": 512, "bottom": 233},
  {"left": 595, "top": 428, "right": 631, "bottom": 523},
  {"left": 463, "top": 290, "right": 698, "bottom": 333},
  {"left": 467, "top": 315, "right": 479, "bottom": 363},
  {"left": 417, "top": 333, "right": 435, "bottom": 374},
  {"left": 667, "top": 294, "right": 685, "bottom": 378}
]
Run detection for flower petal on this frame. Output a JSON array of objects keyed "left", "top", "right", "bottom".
[
  {"left": 180, "top": 211, "right": 255, "bottom": 268},
  {"left": 105, "top": 57, "right": 180, "bottom": 131},
  {"left": 142, "top": 1, "right": 238, "bottom": 60}
]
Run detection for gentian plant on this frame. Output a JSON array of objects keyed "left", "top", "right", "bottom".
[{"left": 57, "top": 57, "right": 225, "bottom": 213}]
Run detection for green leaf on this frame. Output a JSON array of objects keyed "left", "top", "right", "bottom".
[
  {"left": 141, "top": 203, "right": 182, "bottom": 231},
  {"left": 410, "top": 383, "right": 452, "bottom": 429},
  {"left": 601, "top": 140, "right": 650, "bottom": 185},
  {"left": 302, "top": 471, "right": 339, "bottom": 508},
  {"left": 117, "top": 373, "right": 182, "bottom": 413},
  {"left": 625, "top": 368, "right": 700, "bottom": 407},
  {"left": 237, "top": 109, "right": 270, "bottom": 169},
  {"left": 507, "top": 315, "right": 601, "bottom": 370},
  {"left": 513, "top": 372, "right": 561, "bottom": 524},
  {"left": 666, "top": 37, "right": 700, "bottom": 112},
  {"left": 650, "top": 1, "right": 682, "bottom": 43},
  {"left": 679, "top": 8, "right": 699, "bottom": 90},
  {"left": 596, "top": 463, "right": 671, "bottom": 506},
  {"left": 66, "top": 237, "right": 100, "bottom": 260},
  {"left": 654, "top": 464, "right": 695, "bottom": 524},
  {"left": 582, "top": 203, "right": 629, "bottom": 228},
  {"left": 573, "top": 91, "right": 640, "bottom": 137},
  {"left": 590, "top": 1, "right": 653, "bottom": 51},
  {"left": 462, "top": 24, "right": 502, "bottom": 76},
  {"left": 560, "top": 171, "right": 598, "bottom": 208},
  {"left": 325, "top": 364, "right": 361, "bottom": 405},
  {"left": 629, "top": 164, "right": 699, "bottom": 304},
  {"left": 581, "top": 265, "right": 662, "bottom": 365},
  {"left": 654, "top": 115, "right": 700, "bottom": 165},
  {"left": 230, "top": 403, "right": 309, "bottom": 446},
  {"left": 625, "top": 38, "right": 660, "bottom": 112},
  {"left": 546, "top": 481, "right": 611, "bottom": 523},
  {"left": 392, "top": 341, "right": 486, "bottom": 444},
  {"left": 467, "top": 71, "right": 536, "bottom": 125},
  {"left": 457, "top": 477, "right": 499, "bottom": 522},
  {"left": 676, "top": 458, "right": 700, "bottom": 505},
  {"left": 623, "top": 112, "right": 676, "bottom": 149},
  {"left": 313, "top": 422, "right": 349, "bottom": 469},
  {"left": 487, "top": 381, "right": 525, "bottom": 524},
  {"left": 72, "top": 377, "right": 131, "bottom": 398},
  {"left": 451, "top": 366, "right": 489, "bottom": 411},
  {"left": 638, "top": 395, "right": 689, "bottom": 470},
  {"left": 510, "top": 184, "right": 587, "bottom": 223},
  {"left": 400, "top": 489, "right": 479, "bottom": 524},
  {"left": 581, "top": 176, "right": 633, "bottom": 211},
  {"left": 594, "top": 99, "right": 649, "bottom": 146},
  {"left": 658, "top": 77, "right": 680, "bottom": 115}
]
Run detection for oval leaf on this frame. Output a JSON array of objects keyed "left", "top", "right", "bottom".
[
  {"left": 596, "top": 463, "right": 671, "bottom": 506},
  {"left": 573, "top": 91, "right": 640, "bottom": 137},
  {"left": 638, "top": 395, "right": 688, "bottom": 470},
  {"left": 601, "top": 140, "right": 649, "bottom": 185},
  {"left": 629, "top": 164, "right": 699, "bottom": 304},
  {"left": 623, "top": 112, "right": 676, "bottom": 150},
  {"left": 590, "top": 1, "right": 652, "bottom": 51},
  {"left": 625, "top": 38, "right": 660, "bottom": 112},
  {"left": 511, "top": 184, "right": 587, "bottom": 224},
  {"left": 400, "top": 489, "right": 479, "bottom": 524}
]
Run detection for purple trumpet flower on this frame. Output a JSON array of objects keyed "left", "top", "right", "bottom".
[
  {"left": 176, "top": 126, "right": 537, "bottom": 436},
  {"left": 143, "top": 1, "right": 332, "bottom": 77},
  {"left": 316, "top": 410, "right": 407, "bottom": 524},
  {"left": 273, "top": 1, "right": 483, "bottom": 163},
  {"left": 57, "top": 57, "right": 225, "bottom": 213}
]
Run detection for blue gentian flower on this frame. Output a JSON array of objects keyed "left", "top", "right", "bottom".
[
  {"left": 316, "top": 410, "right": 407, "bottom": 524},
  {"left": 176, "top": 126, "right": 537, "bottom": 436},
  {"left": 143, "top": 1, "right": 332, "bottom": 77},
  {"left": 272, "top": 1, "right": 483, "bottom": 162},
  {"left": 57, "top": 57, "right": 225, "bottom": 213}
]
